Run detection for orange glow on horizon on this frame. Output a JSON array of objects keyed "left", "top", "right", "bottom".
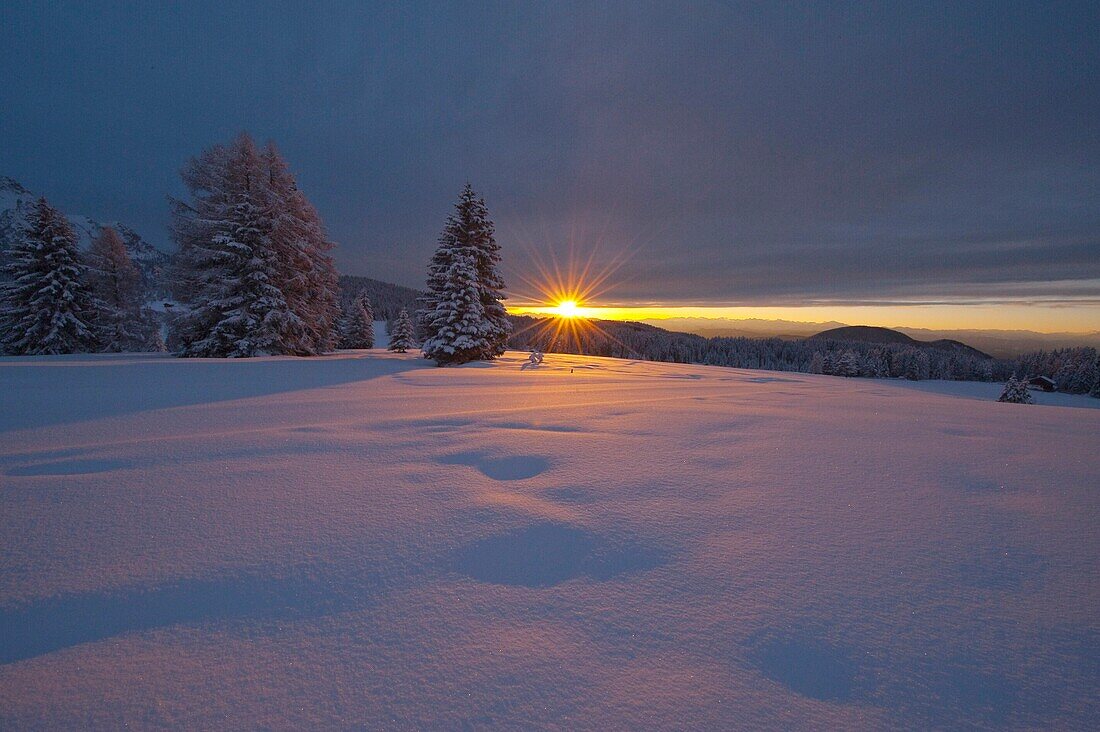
[
  {"left": 506, "top": 303, "right": 1100, "bottom": 334},
  {"left": 499, "top": 221, "right": 1098, "bottom": 334}
]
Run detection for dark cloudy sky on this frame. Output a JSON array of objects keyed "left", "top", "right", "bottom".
[{"left": 1, "top": 1, "right": 1098, "bottom": 311}]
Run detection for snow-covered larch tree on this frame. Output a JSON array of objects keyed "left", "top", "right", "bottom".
[
  {"left": 85, "top": 226, "right": 155, "bottom": 352},
  {"left": 388, "top": 308, "right": 416, "bottom": 353},
  {"left": 0, "top": 198, "right": 98, "bottom": 355},
  {"left": 341, "top": 293, "right": 375, "bottom": 349},
  {"left": 169, "top": 133, "right": 339, "bottom": 357},
  {"left": 418, "top": 184, "right": 510, "bottom": 365},
  {"left": 262, "top": 141, "right": 341, "bottom": 352},
  {"left": 998, "top": 375, "right": 1033, "bottom": 404}
]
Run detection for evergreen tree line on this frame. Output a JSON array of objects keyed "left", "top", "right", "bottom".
[
  {"left": 0, "top": 198, "right": 161, "bottom": 355},
  {"left": 0, "top": 133, "right": 343, "bottom": 358},
  {"left": 2, "top": 135, "right": 512, "bottom": 364},
  {"left": 508, "top": 315, "right": 1100, "bottom": 396},
  {"left": 508, "top": 316, "right": 995, "bottom": 380},
  {"left": 1011, "top": 346, "right": 1099, "bottom": 395},
  {"left": 338, "top": 275, "right": 422, "bottom": 321}
]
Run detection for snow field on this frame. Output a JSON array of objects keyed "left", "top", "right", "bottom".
[{"left": 0, "top": 351, "right": 1097, "bottom": 729}]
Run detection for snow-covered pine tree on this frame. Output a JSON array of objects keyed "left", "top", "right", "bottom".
[
  {"left": 389, "top": 308, "right": 416, "bottom": 353},
  {"left": 1090, "top": 355, "right": 1100, "bottom": 399},
  {"left": 144, "top": 325, "right": 167, "bottom": 353},
  {"left": 837, "top": 350, "right": 861, "bottom": 377},
  {"left": 419, "top": 245, "right": 487, "bottom": 364},
  {"left": 342, "top": 293, "right": 375, "bottom": 349},
  {"left": 85, "top": 226, "right": 153, "bottom": 352},
  {"left": 417, "top": 216, "right": 456, "bottom": 338},
  {"left": 0, "top": 197, "right": 98, "bottom": 355},
  {"left": 998, "top": 375, "right": 1033, "bottom": 404},
  {"left": 170, "top": 133, "right": 337, "bottom": 357},
  {"left": 1073, "top": 352, "right": 1100, "bottom": 396},
  {"left": 459, "top": 184, "right": 511, "bottom": 356},
  {"left": 902, "top": 349, "right": 931, "bottom": 380},
  {"left": 417, "top": 184, "right": 510, "bottom": 364}
]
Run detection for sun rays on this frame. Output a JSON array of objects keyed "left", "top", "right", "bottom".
[{"left": 502, "top": 241, "right": 638, "bottom": 354}]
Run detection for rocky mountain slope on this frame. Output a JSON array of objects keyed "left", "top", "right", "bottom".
[{"left": 0, "top": 176, "right": 170, "bottom": 293}]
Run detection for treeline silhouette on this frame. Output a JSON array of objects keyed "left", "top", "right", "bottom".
[{"left": 506, "top": 315, "right": 1097, "bottom": 386}]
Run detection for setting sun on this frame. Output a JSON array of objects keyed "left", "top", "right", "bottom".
[{"left": 554, "top": 300, "right": 580, "bottom": 318}]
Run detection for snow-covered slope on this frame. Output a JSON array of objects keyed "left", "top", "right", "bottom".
[
  {"left": 0, "top": 352, "right": 1096, "bottom": 729},
  {"left": 0, "top": 176, "right": 170, "bottom": 292}
]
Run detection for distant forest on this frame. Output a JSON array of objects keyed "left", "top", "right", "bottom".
[
  {"left": 507, "top": 315, "right": 1100, "bottom": 395},
  {"left": 338, "top": 275, "right": 422, "bottom": 322}
]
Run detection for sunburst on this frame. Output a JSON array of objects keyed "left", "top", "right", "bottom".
[
  {"left": 503, "top": 247, "right": 636, "bottom": 354},
  {"left": 553, "top": 300, "right": 580, "bottom": 318}
]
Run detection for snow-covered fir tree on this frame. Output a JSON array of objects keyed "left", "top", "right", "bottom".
[
  {"left": 85, "top": 226, "right": 156, "bottom": 352},
  {"left": 169, "top": 133, "right": 340, "bottom": 357},
  {"left": 0, "top": 198, "right": 98, "bottom": 355},
  {"left": 388, "top": 308, "right": 416, "bottom": 353},
  {"left": 420, "top": 245, "right": 488, "bottom": 364},
  {"left": 997, "top": 375, "right": 1033, "bottom": 404},
  {"left": 418, "top": 184, "right": 510, "bottom": 365},
  {"left": 341, "top": 293, "right": 374, "bottom": 349}
]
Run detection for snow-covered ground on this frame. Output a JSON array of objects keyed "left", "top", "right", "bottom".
[
  {"left": 1, "top": 352, "right": 1097, "bottom": 729},
  {"left": 886, "top": 377, "right": 1100, "bottom": 410}
]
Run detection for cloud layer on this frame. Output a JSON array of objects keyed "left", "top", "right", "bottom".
[{"left": 1, "top": 1, "right": 1097, "bottom": 305}]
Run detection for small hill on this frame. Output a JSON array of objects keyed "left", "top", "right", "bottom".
[
  {"left": 809, "top": 325, "right": 916, "bottom": 345},
  {"left": 809, "top": 325, "right": 992, "bottom": 359}
]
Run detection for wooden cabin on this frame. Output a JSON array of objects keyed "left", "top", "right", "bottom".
[{"left": 1027, "top": 376, "right": 1056, "bottom": 392}]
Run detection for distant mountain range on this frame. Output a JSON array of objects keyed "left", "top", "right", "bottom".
[
  {"left": 807, "top": 325, "right": 993, "bottom": 359},
  {"left": 0, "top": 176, "right": 171, "bottom": 293},
  {"left": 891, "top": 326, "right": 1100, "bottom": 360},
  {"left": 641, "top": 316, "right": 1099, "bottom": 358},
  {"left": 341, "top": 276, "right": 1089, "bottom": 360}
]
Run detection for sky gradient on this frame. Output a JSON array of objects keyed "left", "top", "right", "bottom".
[{"left": 1, "top": 1, "right": 1098, "bottom": 331}]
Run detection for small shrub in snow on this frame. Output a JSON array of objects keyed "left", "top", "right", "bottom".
[
  {"left": 997, "top": 375, "right": 1033, "bottom": 404},
  {"left": 340, "top": 294, "right": 375, "bottom": 349},
  {"left": 388, "top": 308, "right": 416, "bottom": 353}
]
